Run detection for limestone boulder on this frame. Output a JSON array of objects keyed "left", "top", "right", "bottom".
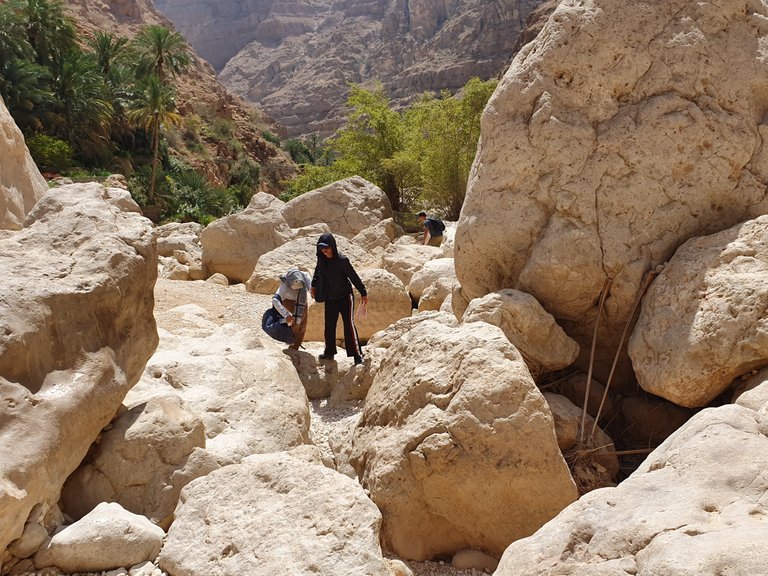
[
  {"left": 201, "top": 192, "right": 293, "bottom": 283},
  {"left": 330, "top": 312, "right": 461, "bottom": 407},
  {"left": 61, "top": 395, "right": 215, "bottom": 529},
  {"left": 417, "top": 278, "right": 454, "bottom": 312},
  {"left": 629, "top": 216, "right": 768, "bottom": 407},
  {"left": 34, "top": 502, "right": 163, "bottom": 573},
  {"left": 281, "top": 176, "right": 392, "bottom": 237},
  {"left": 126, "top": 306, "right": 310, "bottom": 465},
  {"left": 408, "top": 258, "right": 456, "bottom": 300},
  {"left": 381, "top": 243, "right": 443, "bottom": 286},
  {"left": 104, "top": 187, "right": 141, "bottom": 213},
  {"left": 352, "top": 217, "right": 399, "bottom": 251},
  {"left": 494, "top": 405, "right": 768, "bottom": 575},
  {"left": 304, "top": 268, "right": 412, "bottom": 343},
  {"left": 438, "top": 221, "right": 457, "bottom": 258},
  {"left": 463, "top": 289, "right": 579, "bottom": 375},
  {"left": 0, "top": 184, "right": 157, "bottom": 555},
  {"left": 158, "top": 449, "right": 395, "bottom": 576},
  {"left": 455, "top": 0, "right": 768, "bottom": 379},
  {"left": 734, "top": 367, "right": 768, "bottom": 412},
  {"left": 350, "top": 319, "right": 577, "bottom": 560},
  {"left": 245, "top": 235, "right": 367, "bottom": 295},
  {"left": 155, "top": 222, "right": 203, "bottom": 258},
  {"left": 0, "top": 97, "right": 47, "bottom": 230}
]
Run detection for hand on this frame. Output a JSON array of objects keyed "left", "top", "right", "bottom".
[
  {"left": 361, "top": 295, "right": 368, "bottom": 305},
  {"left": 286, "top": 314, "right": 294, "bottom": 326},
  {"left": 310, "top": 287, "right": 316, "bottom": 299}
]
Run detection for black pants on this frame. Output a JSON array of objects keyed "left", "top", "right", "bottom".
[{"left": 324, "top": 294, "right": 363, "bottom": 358}]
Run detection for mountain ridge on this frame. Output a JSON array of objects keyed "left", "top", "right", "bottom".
[{"left": 154, "top": 0, "right": 545, "bottom": 137}]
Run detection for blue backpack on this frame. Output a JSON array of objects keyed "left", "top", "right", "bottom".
[
  {"left": 427, "top": 218, "right": 446, "bottom": 235},
  {"left": 261, "top": 307, "right": 295, "bottom": 344}
]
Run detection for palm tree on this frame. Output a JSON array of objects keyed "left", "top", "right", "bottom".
[
  {"left": 0, "top": 56, "right": 53, "bottom": 132},
  {"left": 88, "top": 31, "right": 129, "bottom": 80},
  {"left": 126, "top": 74, "right": 182, "bottom": 205},
  {"left": 6, "top": 0, "right": 76, "bottom": 66},
  {"left": 50, "top": 48, "right": 113, "bottom": 158},
  {"left": 131, "top": 25, "right": 190, "bottom": 84}
]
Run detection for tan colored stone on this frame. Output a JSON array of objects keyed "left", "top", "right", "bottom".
[
  {"left": 629, "top": 216, "right": 768, "bottom": 407},
  {"left": 408, "top": 258, "right": 456, "bottom": 300},
  {"left": 456, "top": 0, "right": 768, "bottom": 381},
  {"left": 126, "top": 306, "right": 310, "bottom": 465},
  {"left": 350, "top": 319, "right": 577, "bottom": 560},
  {"left": 61, "top": 395, "right": 213, "bottom": 530},
  {"left": 201, "top": 192, "right": 292, "bottom": 283},
  {"left": 352, "top": 218, "right": 399, "bottom": 251},
  {"left": 34, "top": 503, "right": 164, "bottom": 573},
  {"left": 0, "top": 184, "right": 157, "bottom": 555},
  {"left": 0, "top": 98, "right": 47, "bottom": 230},
  {"left": 495, "top": 405, "right": 768, "bottom": 576},
  {"left": 281, "top": 176, "right": 392, "bottom": 237},
  {"left": 158, "top": 449, "right": 395, "bottom": 576},
  {"left": 463, "top": 289, "right": 579, "bottom": 374},
  {"left": 381, "top": 243, "right": 443, "bottom": 287}
]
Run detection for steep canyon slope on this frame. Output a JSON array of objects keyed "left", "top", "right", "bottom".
[
  {"left": 63, "top": 0, "right": 294, "bottom": 190},
  {"left": 154, "top": 0, "right": 544, "bottom": 137}
]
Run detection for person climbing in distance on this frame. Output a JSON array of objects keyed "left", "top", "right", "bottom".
[
  {"left": 311, "top": 232, "right": 368, "bottom": 365},
  {"left": 417, "top": 211, "right": 445, "bottom": 247}
]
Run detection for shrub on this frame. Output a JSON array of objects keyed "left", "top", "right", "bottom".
[{"left": 26, "top": 134, "right": 74, "bottom": 172}]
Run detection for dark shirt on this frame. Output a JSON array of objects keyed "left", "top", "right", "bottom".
[{"left": 312, "top": 254, "right": 367, "bottom": 302}]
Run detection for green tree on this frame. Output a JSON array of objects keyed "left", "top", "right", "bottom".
[
  {"left": 131, "top": 25, "right": 190, "bottom": 84},
  {"left": 404, "top": 77, "right": 497, "bottom": 218},
  {"left": 6, "top": 0, "right": 76, "bottom": 66},
  {"left": 127, "top": 74, "right": 182, "bottom": 204},
  {"left": 0, "top": 2, "right": 53, "bottom": 130},
  {"left": 88, "top": 31, "right": 129, "bottom": 79},
  {"left": 333, "top": 83, "right": 405, "bottom": 210},
  {"left": 49, "top": 48, "right": 113, "bottom": 159}
]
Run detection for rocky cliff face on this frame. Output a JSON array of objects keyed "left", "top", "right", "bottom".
[{"left": 154, "top": 0, "right": 543, "bottom": 137}]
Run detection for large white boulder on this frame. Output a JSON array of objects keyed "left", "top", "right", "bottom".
[
  {"left": 494, "top": 404, "right": 768, "bottom": 575},
  {"left": 201, "top": 192, "right": 293, "bottom": 283},
  {"left": 34, "top": 502, "right": 164, "bottom": 573},
  {"left": 629, "top": 216, "right": 768, "bottom": 407},
  {"left": 127, "top": 306, "right": 311, "bottom": 465},
  {"left": 158, "top": 449, "right": 396, "bottom": 576},
  {"left": 0, "top": 184, "right": 157, "bottom": 557},
  {"left": 61, "top": 395, "right": 214, "bottom": 529},
  {"left": 350, "top": 319, "right": 577, "bottom": 560},
  {"left": 455, "top": 0, "right": 768, "bottom": 378},
  {"left": 0, "top": 97, "right": 48, "bottom": 230},
  {"left": 462, "top": 289, "right": 579, "bottom": 375},
  {"left": 281, "top": 176, "right": 392, "bottom": 237}
]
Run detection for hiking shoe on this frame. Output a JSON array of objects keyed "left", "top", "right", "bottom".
[
  {"left": 354, "top": 356, "right": 364, "bottom": 365},
  {"left": 318, "top": 352, "right": 335, "bottom": 360}
]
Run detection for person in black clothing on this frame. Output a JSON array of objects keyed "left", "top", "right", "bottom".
[{"left": 311, "top": 232, "right": 368, "bottom": 365}]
